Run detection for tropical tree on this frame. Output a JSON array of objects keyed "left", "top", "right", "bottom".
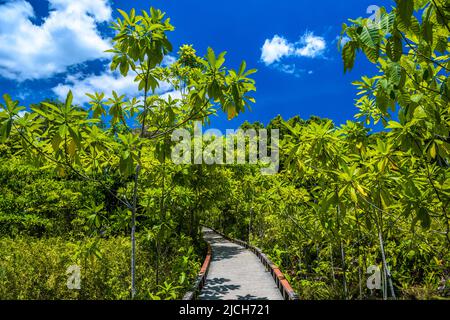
[{"left": 0, "top": 6, "right": 257, "bottom": 298}]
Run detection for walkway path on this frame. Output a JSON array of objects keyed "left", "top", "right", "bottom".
[{"left": 199, "top": 227, "right": 283, "bottom": 300}]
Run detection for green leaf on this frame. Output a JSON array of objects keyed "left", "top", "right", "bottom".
[
  {"left": 65, "top": 91, "right": 73, "bottom": 111},
  {"left": 342, "top": 41, "right": 357, "bottom": 73},
  {"left": 409, "top": 16, "right": 421, "bottom": 35},
  {"left": 42, "top": 102, "right": 61, "bottom": 114},
  {"left": 68, "top": 126, "right": 81, "bottom": 148},
  {"left": 387, "top": 62, "right": 402, "bottom": 86},
  {"left": 0, "top": 118, "right": 12, "bottom": 142},
  {"left": 2, "top": 94, "right": 13, "bottom": 111},
  {"left": 120, "top": 61, "right": 129, "bottom": 76},
  {"left": 215, "top": 51, "right": 226, "bottom": 69},
  {"left": 411, "top": 93, "right": 424, "bottom": 104},
  {"left": 380, "top": 12, "right": 395, "bottom": 33},
  {"left": 31, "top": 107, "right": 50, "bottom": 119},
  {"left": 417, "top": 207, "right": 431, "bottom": 229},
  {"left": 146, "top": 75, "right": 159, "bottom": 93},
  {"left": 238, "top": 61, "right": 247, "bottom": 76},
  {"left": 68, "top": 139, "right": 77, "bottom": 157},
  {"left": 51, "top": 134, "right": 62, "bottom": 152},
  {"left": 360, "top": 26, "right": 380, "bottom": 49},
  {"left": 117, "top": 9, "right": 132, "bottom": 25},
  {"left": 386, "top": 121, "right": 403, "bottom": 129},
  {"left": 206, "top": 47, "right": 216, "bottom": 67},
  {"left": 429, "top": 142, "right": 437, "bottom": 159},
  {"left": 359, "top": 26, "right": 380, "bottom": 62},
  {"left": 386, "top": 34, "right": 403, "bottom": 62},
  {"left": 396, "top": 0, "right": 414, "bottom": 27},
  {"left": 59, "top": 124, "right": 68, "bottom": 137}
]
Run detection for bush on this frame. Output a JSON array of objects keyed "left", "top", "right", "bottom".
[
  {"left": 0, "top": 236, "right": 201, "bottom": 300},
  {"left": 0, "top": 158, "right": 107, "bottom": 237}
]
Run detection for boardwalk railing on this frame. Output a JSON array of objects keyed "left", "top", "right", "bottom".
[
  {"left": 208, "top": 227, "right": 299, "bottom": 301},
  {"left": 182, "top": 243, "right": 212, "bottom": 300},
  {"left": 184, "top": 226, "right": 299, "bottom": 301}
]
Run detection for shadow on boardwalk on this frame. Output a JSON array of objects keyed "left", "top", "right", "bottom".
[
  {"left": 199, "top": 278, "right": 241, "bottom": 300},
  {"left": 199, "top": 228, "right": 283, "bottom": 301},
  {"left": 203, "top": 230, "right": 246, "bottom": 261}
]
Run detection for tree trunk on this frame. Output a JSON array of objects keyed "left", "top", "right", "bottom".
[
  {"left": 340, "top": 240, "right": 348, "bottom": 299},
  {"left": 355, "top": 210, "right": 363, "bottom": 299},
  {"left": 131, "top": 164, "right": 141, "bottom": 299},
  {"left": 336, "top": 196, "right": 348, "bottom": 300},
  {"left": 155, "top": 239, "right": 160, "bottom": 286},
  {"left": 329, "top": 244, "right": 336, "bottom": 287},
  {"left": 248, "top": 207, "right": 253, "bottom": 244},
  {"left": 378, "top": 230, "right": 396, "bottom": 299}
]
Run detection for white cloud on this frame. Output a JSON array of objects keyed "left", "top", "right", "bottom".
[
  {"left": 162, "top": 55, "right": 177, "bottom": 67},
  {"left": 52, "top": 68, "right": 175, "bottom": 105},
  {"left": 53, "top": 71, "right": 138, "bottom": 105},
  {"left": 16, "top": 111, "right": 28, "bottom": 118},
  {"left": 261, "top": 32, "right": 327, "bottom": 67},
  {"left": 272, "top": 63, "right": 312, "bottom": 77},
  {"left": 277, "top": 63, "right": 296, "bottom": 75},
  {"left": 0, "top": 0, "right": 112, "bottom": 81},
  {"left": 49, "top": 0, "right": 112, "bottom": 21},
  {"left": 261, "top": 35, "right": 293, "bottom": 66},
  {"left": 160, "top": 90, "right": 183, "bottom": 101},
  {"left": 295, "top": 32, "right": 326, "bottom": 58}
]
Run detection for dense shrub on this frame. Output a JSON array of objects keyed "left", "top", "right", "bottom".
[
  {"left": 0, "top": 236, "right": 201, "bottom": 300},
  {"left": 0, "top": 158, "right": 107, "bottom": 237}
]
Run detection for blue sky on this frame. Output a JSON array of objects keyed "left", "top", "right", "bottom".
[{"left": 0, "top": 0, "right": 393, "bottom": 131}]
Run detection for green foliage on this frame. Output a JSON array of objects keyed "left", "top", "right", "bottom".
[
  {"left": 200, "top": 0, "right": 450, "bottom": 300},
  {"left": 0, "top": 236, "right": 200, "bottom": 300},
  {"left": 203, "top": 111, "right": 449, "bottom": 299},
  {"left": 0, "top": 158, "right": 107, "bottom": 237},
  {"left": 0, "top": 1, "right": 448, "bottom": 300}
]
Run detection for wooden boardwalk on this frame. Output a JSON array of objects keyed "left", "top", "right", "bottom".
[{"left": 199, "top": 228, "right": 283, "bottom": 300}]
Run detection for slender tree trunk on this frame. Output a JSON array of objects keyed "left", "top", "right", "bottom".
[
  {"left": 155, "top": 239, "right": 160, "bottom": 286},
  {"left": 131, "top": 164, "right": 141, "bottom": 299},
  {"left": 357, "top": 256, "right": 363, "bottom": 300},
  {"left": 248, "top": 207, "right": 253, "bottom": 244},
  {"left": 355, "top": 208, "right": 363, "bottom": 299},
  {"left": 130, "top": 67, "right": 151, "bottom": 299},
  {"left": 336, "top": 195, "right": 348, "bottom": 300},
  {"left": 340, "top": 240, "right": 348, "bottom": 299},
  {"left": 378, "top": 230, "right": 396, "bottom": 299},
  {"left": 156, "top": 145, "right": 166, "bottom": 287},
  {"left": 299, "top": 254, "right": 303, "bottom": 277},
  {"left": 190, "top": 209, "right": 194, "bottom": 238},
  {"left": 329, "top": 244, "right": 336, "bottom": 287},
  {"left": 374, "top": 191, "right": 396, "bottom": 300}
]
